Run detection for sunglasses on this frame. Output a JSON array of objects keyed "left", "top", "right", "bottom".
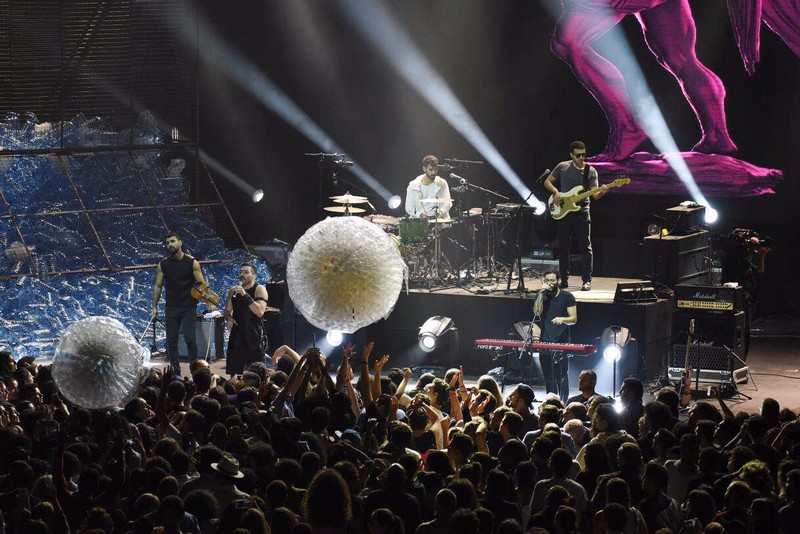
[{"left": 573, "top": 153, "right": 587, "bottom": 158}]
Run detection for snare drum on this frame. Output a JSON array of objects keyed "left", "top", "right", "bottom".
[
  {"left": 398, "top": 217, "right": 429, "bottom": 243},
  {"left": 364, "top": 214, "right": 399, "bottom": 232}
]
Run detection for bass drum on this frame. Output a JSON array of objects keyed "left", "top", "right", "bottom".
[{"left": 398, "top": 217, "right": 429, "bottom": 243}]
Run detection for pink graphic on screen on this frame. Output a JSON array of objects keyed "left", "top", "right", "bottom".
[{"left": 548, "top": 0, "right": 798, "bottom": 194}]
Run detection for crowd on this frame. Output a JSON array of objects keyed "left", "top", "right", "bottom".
[{"left": 1, "top": 344, "right": 799, "bottom": 534}]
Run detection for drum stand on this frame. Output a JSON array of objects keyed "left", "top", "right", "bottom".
[{"left": 424, "top": 222, "right": 454, "bottom": 287}]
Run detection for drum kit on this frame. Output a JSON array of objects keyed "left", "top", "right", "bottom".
[{"left": 323, "top": 190, "right": 536, "bottom": 288}]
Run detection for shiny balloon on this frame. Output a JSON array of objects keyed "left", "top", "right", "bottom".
[{"left": 52, "top": 316, "right": 145, "bottom": 409}]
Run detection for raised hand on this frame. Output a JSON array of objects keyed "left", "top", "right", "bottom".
[
  {"left": 361, "top": 341, "right": 375, "bottom": 364},
  {"left": 374, "top": 354, "right": 390, "bottom": 372}
]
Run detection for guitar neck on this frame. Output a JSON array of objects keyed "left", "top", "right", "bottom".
[{"left": 573, "top": 186, "right": 603, "bottom": 202}]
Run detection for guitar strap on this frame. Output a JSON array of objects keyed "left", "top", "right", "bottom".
[{"left": 582, "top": 164, "right": 592, "bottom": 190}]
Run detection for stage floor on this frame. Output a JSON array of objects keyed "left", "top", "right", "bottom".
[{"left": 408, "top": 274, "right": 638, "bottom": 304}]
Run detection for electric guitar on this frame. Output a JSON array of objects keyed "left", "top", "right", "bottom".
[
  {"left": 547, "top": 177, "right": 631, "bottom": 220},
  {"left": 678, "top": 318, "right": 695, "bottom": 408}
]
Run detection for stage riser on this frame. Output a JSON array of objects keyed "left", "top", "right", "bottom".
[{"left": 364, "top": 291, "right": 672, "bottom": 385}]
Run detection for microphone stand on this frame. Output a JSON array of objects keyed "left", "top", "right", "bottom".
[
  {"left": 459, "top": 179, "right": 509, "bottom": 282},
  {"left": 505, "top": 189, "right": 537, "bottom": 295}
]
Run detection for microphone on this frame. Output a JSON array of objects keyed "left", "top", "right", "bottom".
[
  {"left": 450, "top": 173, "right": 467, "bottom": 185},
  {"left": 535, "top": 169, "right": 551, "bottom": 183}
]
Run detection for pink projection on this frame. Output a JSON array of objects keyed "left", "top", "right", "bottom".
[{"left": 549, "top": 0, "right": 798, "bottom": 196}]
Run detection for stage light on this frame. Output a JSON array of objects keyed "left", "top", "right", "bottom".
[
  {"left": 326, "top": 330, "right": 343, "bottom": 347},
  {"left": 601, "top": 326, "right": 631, "bottom": 363},
  {"left": 418, "top": 316, "right": 454, "bottom": 353},
  {"left": 388, "top": 195, "right": 402, "bottom": 210},
  {"left": 199, "top": 149, "right": 264, "bottom": 203},
  {"left": 647, "top": 223, "right": 662, "bottom": 236},
  {"left": 704, "top": 207, "right": 719, "bottom": 224},
  {"left": 601, "top": 325, "right": 631, "bottom": 398}
]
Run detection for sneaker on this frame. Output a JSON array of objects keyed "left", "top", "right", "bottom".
[
  {"left": 581, "top": 281, "right": 592, "bottom": 291},
  {"left": 559, "top": 280, "right": 569, "bottom": 289}
]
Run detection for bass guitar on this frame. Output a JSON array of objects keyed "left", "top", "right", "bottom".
[
  {"left": 678, "top": 318, "right": 695, "bottom": 408},
  {"left": 548, "top": 177, "right": 631, "bottom": 220}
]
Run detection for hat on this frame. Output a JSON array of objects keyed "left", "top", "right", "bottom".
[
  {"left": 337, "top": 428, "right": 362, "bottom": 447},
  {"left": 515, "top": 384, "right": 536, "bottom": 406},
  {"left": 211, "top": 453, "right": 245, "bottom": 479}
]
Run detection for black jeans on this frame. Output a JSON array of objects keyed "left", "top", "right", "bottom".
[
  {"left": 556, "top": 210, "right": 593, "bottom": 283},
  {"left": 165, "top": 305, "right": 197, "bottom": 369},
  {"left": 540, "top": 350, "right": 569, "bottom": 403}
]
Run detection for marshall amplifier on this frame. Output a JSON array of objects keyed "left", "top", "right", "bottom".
[{"left": 675, "top": 284, "right": 743, "bottom": 313}]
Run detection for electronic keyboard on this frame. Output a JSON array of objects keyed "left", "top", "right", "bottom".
[{"left": 474, "top": 338, "right": 596, "bottom": 355}]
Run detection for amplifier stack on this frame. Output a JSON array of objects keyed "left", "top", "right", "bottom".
[{"left": 668, "top": 284, "right": 748, "bottom": 387}]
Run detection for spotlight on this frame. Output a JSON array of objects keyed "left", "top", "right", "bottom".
[
  {"left": 418, "top": 316, "right": 454, "bottom": 353},
  {"left": 326, "top": 330, "right": 343, "bottom": 347},
  {"left": 388, "top": 195, "right": 402, "bottom": 210},
  {"left": 704, "top": 207, "right": 719, "bottom": 224},
  {"left": 601, "top": 326, "right": 631, "bottom": 397},
  {"left": 647, "top": 223, "right": 662, "bottom": 236},
  {"left": 252, "top": 189, "right": 264, "bottom": 203},
  {"left": 601, "top": 326, "right": 630, "bottom": 363}
]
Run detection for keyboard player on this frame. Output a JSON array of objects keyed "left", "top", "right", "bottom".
[{"left": 532, "top": 269, "right": 577, "bottom": 402}]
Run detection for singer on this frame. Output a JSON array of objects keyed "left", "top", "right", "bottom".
[
  {"left": 532, "top": 270, "right": 577, "bottom": 402},
  {"left": 405, "top": 154, "right": 452, "bottom": 220},
  {"left": 224, "top": 262, "right": 269, "bottom": 375}
]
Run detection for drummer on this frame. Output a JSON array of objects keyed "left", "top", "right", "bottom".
[{"left": 405, "top": 155, "right": 452, "bottom": 220}]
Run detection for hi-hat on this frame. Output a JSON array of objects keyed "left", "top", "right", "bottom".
[
  {"left": 324, "top": 205, "right": 366, "bottom": 214},
  {"left": 330, "top": 193, "right": 369, "bottom": 204},
  {"left": 420, "top": 198, "right": 449, "bottom": 204}
]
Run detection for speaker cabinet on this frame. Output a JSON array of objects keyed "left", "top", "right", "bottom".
[
  {"left": 671, "top": 310, "right": 745, "bottom": 358},
  {"left": 644, "top": 230, "right": 710, "bottom": 287},
  {"left": 669, "top": 309, "right": 746, "bottom": 383}
]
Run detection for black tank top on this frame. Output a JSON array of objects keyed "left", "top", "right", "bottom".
[{"left": 160, "top": 255, "right": 197, "bottom": 308}]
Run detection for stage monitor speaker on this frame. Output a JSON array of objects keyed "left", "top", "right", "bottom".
[
  {"left": 614, "top": 281, "right": 657, "bottom": 304},
  {"left": 178, "top": 318, "right": 224, "bottom": 360}
]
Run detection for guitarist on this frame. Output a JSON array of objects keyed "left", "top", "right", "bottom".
[
  {"left": 544, "top": 140, "right": 605, "bottom": 291},
  {"left": 153, "top": 233, "right": 208, "bottom": 374}
]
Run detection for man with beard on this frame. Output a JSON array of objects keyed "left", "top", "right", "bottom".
[
  {"left": 532, "top": 270, "right": 577, "bottom": 402},
  {"left": 153, "top": 233, "right": 209, "bottom": 375},
  {"left": 224, "top": 262, "right": 268, "bottom": 375}
]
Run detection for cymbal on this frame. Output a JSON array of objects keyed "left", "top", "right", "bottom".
[
  {"left": 429, "top": 218, "right": 451, "bottom": 224},
  {"left": 420, "top": 198, "right": 449, "bottom": 204},
  {"left": 330, "top": 193, "right": 369, "bottom": 204},
  {"left": 324, "top": 205, "right": 366, "bottom": 214}
]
